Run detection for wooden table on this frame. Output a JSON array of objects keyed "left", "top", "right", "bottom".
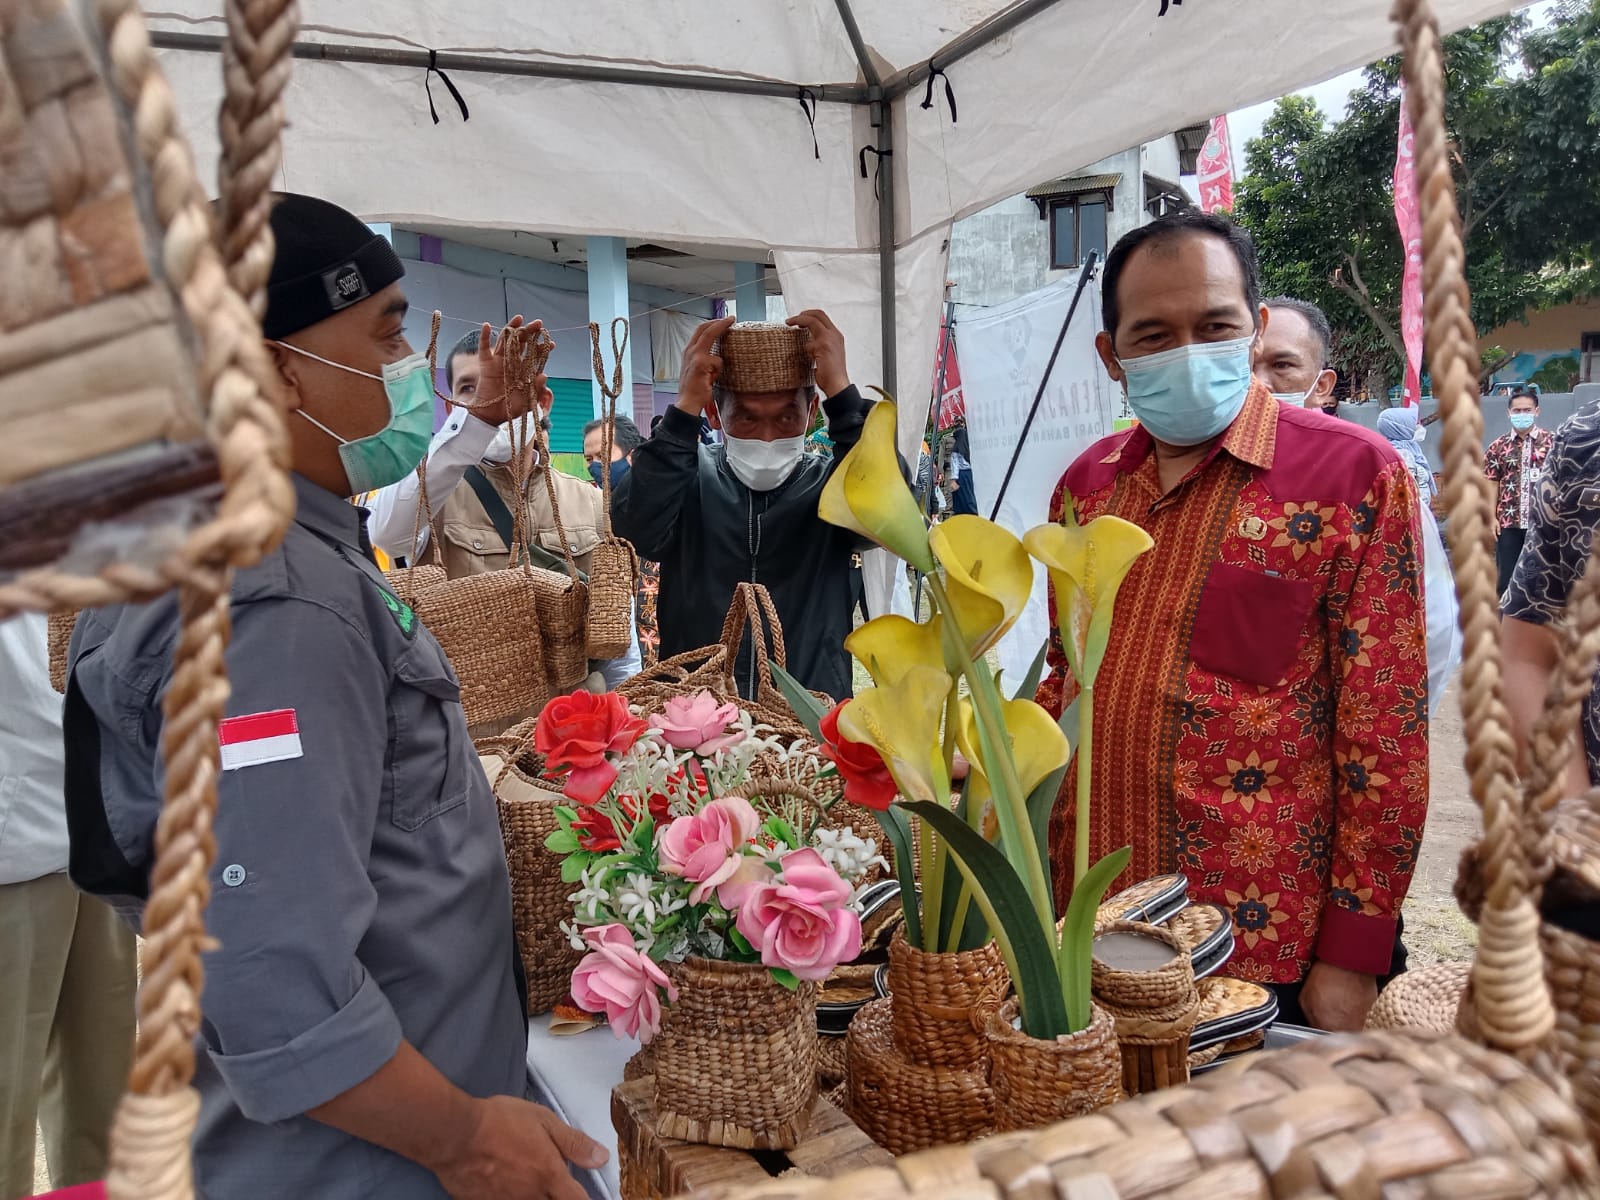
[{"left": 613, "top": 1078, "right": 892, "bottom": 1199}]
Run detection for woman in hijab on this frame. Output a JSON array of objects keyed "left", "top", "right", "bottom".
[{"left": 1378, "top": 405, "right": 1436, "bottom": 502}]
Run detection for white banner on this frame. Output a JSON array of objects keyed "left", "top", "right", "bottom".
[{"left": 958, "top": 271, "right": 1117, "bottom": 684}]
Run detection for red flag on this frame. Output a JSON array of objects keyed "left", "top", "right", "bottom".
[
  {"left": 933, "top": 320, "right": 964, "bottom": 426},
  {"left": 1195, "top": 115, "right": 1235, "bottom": 214},
  {"left": 1393, "top": 90, "right": 1425, "bottom": 407}
]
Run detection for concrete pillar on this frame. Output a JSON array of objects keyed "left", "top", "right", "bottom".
[
  {"left": 734, "top": 260, "right": 766, "bottom": 322},
  {"left": 587, "top": 235, "right": 631, "bottom": 418}
]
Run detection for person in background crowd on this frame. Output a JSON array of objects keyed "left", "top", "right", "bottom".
[
  {"left": 64, "top": 193, "right": 607, "bottom": 1200},
  {"left": 368, "top": 329, "right": 641, "bottom": 688},
  {"left": 1376, "top": 404, "right": 1461, "bottom": 710},
  {"left": 1503, "top": 399, "right": 1600, "bottom": 796},
  {"left": 582, "top": 415, "right": 659, "bottom": 667},
  {"left": 613, "top": 313, "right": 875, "bottom": 700},
  {"left": 1, "top": 616, "right": 135, "bottom": 1199},
  {"left": 1037, "top": 212, "right": 1428, "bottom": 1032},
  {"left": 946, "top": 424, "right": 979, "bottom": 516},
  {"left": 649, "top": 414, "right": 664, "bottom": 438},
  {"left": 1255, "top": 296, "right": 1338, "bottom": 411},
  {"left": 1484, "top": 385, "right": 1556, "bottom": 598}
]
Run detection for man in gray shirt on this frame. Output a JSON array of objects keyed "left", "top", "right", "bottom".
[{"left": 63, "top": 193, "right": 607, "bottom": 1199}]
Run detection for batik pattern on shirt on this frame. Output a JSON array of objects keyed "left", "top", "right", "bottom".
[
  {"left": 1502, "top": 402, "right": 1600, "bottom": 785},
  {"left": 1484, "top": 427, "right": 1555, "bottom": 532},
  {"left": 1036, "top": 385, "right": 1429, "bottom": 984}
]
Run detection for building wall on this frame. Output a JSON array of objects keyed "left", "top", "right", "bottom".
[
  {"left": 946, "top": 145, "right": 1157, "bottom": 310},
  {"left": 1479, "top": 298, "right": 1600, "bottom": 385}
]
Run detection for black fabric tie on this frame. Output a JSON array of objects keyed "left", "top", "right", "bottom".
[
  {"left": 797, "top": 88, "right": 820, "bottom": 160},
  {"left": 425, "top": 50, "right": 470, "bottom": 124},
  {"left": 858, "top": 145, "right": 891, "bottom": 201},
  {"left": 920, "top": 65, "right": 957, "bottom": 123}
]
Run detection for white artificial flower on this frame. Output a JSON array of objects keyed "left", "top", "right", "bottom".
[{"left": 813, "top": 826, "right": 890, "bottom": 885}]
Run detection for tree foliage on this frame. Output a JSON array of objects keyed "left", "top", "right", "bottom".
[{"left": 1234, "top": 3, "right": 1600, "bottom": 390}]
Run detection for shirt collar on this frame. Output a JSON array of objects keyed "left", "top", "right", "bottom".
[
  {"left": 292, "top": 472, "right": 367, "bottom": 554},
  {"left": 1105, "top": 378, "right": 1279, "bottom": 475}
]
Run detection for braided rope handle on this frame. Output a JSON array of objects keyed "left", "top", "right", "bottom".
[
  {"left": 718, "top": 583, "right": 789, "bottom": 696},
  {"left": 1395, "top": 0, "right": 1554, "bottom": 1051},
  {"left": 590, "top": 317, "right": 630, "bottom": 533}
]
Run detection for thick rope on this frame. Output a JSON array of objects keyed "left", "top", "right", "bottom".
[
  {"left": 103, "top": 1090, "right": 200, "bottom": 1198},
  {"left": 218, "top": 0, "right": 300, "bottom": 312},
  {"left": 589, "top": 317, "right": 629, "bottom": 533},
  {"left": 1395, "top": 0, "right": 1554, "bottom": 1050}
]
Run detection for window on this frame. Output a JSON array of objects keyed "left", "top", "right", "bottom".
[
  {"left": 1582, "top": 332, "right": 1600, "bottom": 385},
  {"left": 1048, "top": 193, "right": 1109, "bottom": 270}
]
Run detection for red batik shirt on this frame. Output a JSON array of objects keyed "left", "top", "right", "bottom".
[{"left": 1037, "top": 382, "right": 1429, "bottom": 984}]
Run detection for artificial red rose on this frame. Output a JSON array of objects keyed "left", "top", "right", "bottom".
[
  {"left": 818, "top": 702, "right": 898, "bottom": 811},
  {"left": 536, "top": 690, "right": 648, "bottom": 804},
  {"left": 570, "top": 791, "right": 671, "bottom": 853}
]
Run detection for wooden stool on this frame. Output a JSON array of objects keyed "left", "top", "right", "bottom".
[{"left": 613, "top": 1078, "right": 891, "bottom": 1199}]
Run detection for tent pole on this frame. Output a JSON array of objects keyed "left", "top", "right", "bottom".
[
  {"left": 147, "top": 30, "right": 869, "bottom": 103},
  {"left": 883, "top": 0, "right": 1072, "bottom": 101}
]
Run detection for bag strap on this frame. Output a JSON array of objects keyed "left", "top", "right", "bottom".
[
  {"left": 465, "top": 467, "right": 518, "bottom": 555},
  {"left": 590, "top": 317, "right": 630, "bottom": 535},
  {"left": 718, "top": 582, "right": 788, "bottom": 697}
]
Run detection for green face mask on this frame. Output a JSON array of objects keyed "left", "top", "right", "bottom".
[{"left": 278, "top": 343, "right": 435, "bottom": 494}]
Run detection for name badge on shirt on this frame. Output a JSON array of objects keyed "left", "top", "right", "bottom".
[{"left": 219, "top": 709, "right": 303, "bottom": 770}]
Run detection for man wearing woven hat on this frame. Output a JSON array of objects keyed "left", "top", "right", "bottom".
[
  {"left": 367, "top": 327, "right": 642, "bottom": 688},
  {"left": 63, "top": 193, "right": 608, "bottom": 1200},
  {"left": 613, "top": 312, "right": 875, "bottom": 700}
]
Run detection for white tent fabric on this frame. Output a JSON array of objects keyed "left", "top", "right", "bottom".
[{"left": 146, "top": 0, "right": 1516, "bottom": 615}]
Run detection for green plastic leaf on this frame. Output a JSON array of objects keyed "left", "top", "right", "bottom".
[
  {"left": 631, "top": 814, "right": 655, "bottom": 855},
  {"left": 770, "top": 968, "right": 800, "bottom": 992},
  {"left": 875, "top": 806, "right": 923, "bottom": 949},
  {"left": 544, "top": 826, "right": 581, "bottom": 855},
  {"left": 903, "top": 800, "right": 1069, "bottom": 1039},
  {"left": 1013, "top": 639, "right": 1051, "bottom": 703},
  {"left": 1057, "top": 846, "right": 1132, "bottom": 1032},
  {"left": 728, "top": 926, "right": 755, "bottom": 957},
  {"left": 769, "top": 660, "right": 830, "bottom": 743},
  {"left": 1022, "top": 695, "right": 1079, "bottom": 888},
  {"left": 560, "top": 854, "right": 591, "bottom": 884}
]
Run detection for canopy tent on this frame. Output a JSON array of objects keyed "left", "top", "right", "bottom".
[{"left": 146, "top": 0, "right": 1518, "bottom": 612}]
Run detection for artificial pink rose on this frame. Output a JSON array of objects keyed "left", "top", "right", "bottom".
[
  {"left": 714, "top": 855, "right": 775, "bottom": 911},
  {"left": 657, "top": 797, "right": 762, "bottom": 904},
  {"left": 570, "top": 924, "right": 678, "bottom": 1043},
  {"left": 734, "top": 848, "right": 863, "bottom": 982},
  {"left": 649, "top": 691, "right": 745, "bottom": 756}
]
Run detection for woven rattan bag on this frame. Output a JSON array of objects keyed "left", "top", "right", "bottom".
[
  {"left": 478, "top": 721, "right": 581, "bottom": 1016},
  {"left": 585, "top": 319, "right": 642, "bottom": 660},
  {"left": 717, "top": 582, "right": 824, "bottom": 741}
]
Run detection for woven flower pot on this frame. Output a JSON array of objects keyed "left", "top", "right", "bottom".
[
  {"left": 846, "top": 997, "right": 996, "bottom": 1152},
  {"left": 886, "top": 926, "right": 1008, "bottom": 1070},
  {"left": 1091, "top": 921, "right": 1200, "bottom": 1096},
  {"left": 653, "top": 958, "right": 818, "bottom": 1149},
  {"left": 985, "top": 998, "right": 1123, "bottom": 1132}
]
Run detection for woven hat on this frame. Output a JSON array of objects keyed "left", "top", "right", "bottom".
[{"left": 716, "top": 322, "right": 813, "bottom": 394}]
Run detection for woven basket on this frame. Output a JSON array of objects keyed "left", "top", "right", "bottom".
[
  {"left": 411, "top": 571, "right": 552, "bottom": 740},
  {"left": 386, "top": 563, "right": 447, "bottom": 607},
  {"left": 718, "top": 582, "right": 828, "bottom": 739},
  {"left": 653, "top": 957, "right": 818, "bottom": 1149},
  {"left": 478, "top": 732, "right": 581, "bottom": 1016},
  {"left": 1365, "top": 960, "right": 1471, "bottom": 1035},
  {"left": 715, "top": 323, "right": 813, "bottom": 395},
  {"left": 617, "top": 644, "right": 730, "bottom": 710},
  {"left": 885, "top": 927, "right": 1007, "bottom": 1070},
  {"left": 846, "top": 997, "right": 996, "bottom": 1153},
  {"left": 984, "top": 998, "right": 1124, "bottom": 1133},
  {"left": 718, "top": 1028, "right": 1600, "bottom": 1200},
  {"left": 586, "top": 535, "right": 639, "bottom": 660},
  {"left": 1090, "top": 921, "right": 1199, "bottom": 1096},
  {"left": 47, "top": 609, "right": 76, "bottom": 692}
]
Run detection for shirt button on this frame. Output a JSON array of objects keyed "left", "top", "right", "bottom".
[
  {"left": 570, "top": 542, "right": 580, "bottom": 552},
  {"left": 473, "top": 540, "right": 483, "bottom": 550},
  {"left": 222, "top": 864, "right": 246, "bottom": 887}
]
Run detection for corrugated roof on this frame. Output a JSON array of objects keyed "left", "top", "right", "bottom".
[
  {"left": 1175, "top": 123, "right": 1210, "bottom": 175},
  {"left": 1025, "top": 171, "right": 1121, "bottom": 200}
]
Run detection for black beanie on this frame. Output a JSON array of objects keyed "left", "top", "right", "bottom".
[{"left": 263, "top": 193, "right": 405, "bottom": 339}]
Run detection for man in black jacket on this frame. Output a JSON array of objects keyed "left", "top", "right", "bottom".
[{"left": 613, "top": 311, "right": 871, "bottom": 700}]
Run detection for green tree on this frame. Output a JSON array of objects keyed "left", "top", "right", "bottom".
[{"left": 1235, "top": 4, "right": 1600, "bottom": 392}]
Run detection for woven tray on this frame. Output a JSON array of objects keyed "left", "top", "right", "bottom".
[
  {"left": 1096, "top": 873, "right": 1190, "bottom": 928},
  {"left": 1187, "top": 976, "right": 1279, "bottom": 1053},
  {"left": 1163, "top": 902, "right": 1235, "bottom": 980}
]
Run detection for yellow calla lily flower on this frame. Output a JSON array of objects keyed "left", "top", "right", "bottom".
[
  {"left": 818, "top": 399, "right": 935, "bottom": 574},
  {"left": 928, "top": 516, "right": 1033, "bottom": 657},
  {"left": 1024, "top": 509, "right": 1153, "bottom": 686},
  {"left": 838, "top": 666, "right": 952, "bottom": 803},
  {"left": 845, "top": 614, "right": 948, "bottom": 689},
  {"left": 955, "top": 695, "right": 1069, "bottom": 802}
]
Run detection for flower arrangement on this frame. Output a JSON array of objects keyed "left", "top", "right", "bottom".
[
  {"left": 539, "top": 689, "right": 883, "bottom": 1041},
  {"left": 773, "top": 398, "right": 1154, "bottom": 1041}
]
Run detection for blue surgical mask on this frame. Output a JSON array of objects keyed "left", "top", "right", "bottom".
[
  {"left": 1510, "top": 412, "right": 1537, "bottom": 433},
  {"left": 279, "top": 343, "right": 435, "bottom": 494},
  {"left": 588, "top": 458, "right": 630, "bottom": 489},
  {"left": 1118, "top": 335, "right": 1255, "bottom": 447}
]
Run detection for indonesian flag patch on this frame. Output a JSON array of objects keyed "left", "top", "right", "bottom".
[{"left": 219, "top": 709, "right": 303, "bottom": 771}]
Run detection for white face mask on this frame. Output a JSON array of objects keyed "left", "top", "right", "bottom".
[
  {"left": 723, "top": 434, "right": 804, "bottom": 491},
  {"left": 1414, "top": 424, "right": 1427, "bottom": 444},
  {"left": 482, "top": 413, "right": 547, "bottom": 465},
  {"left": 1269, "top": 379, "right": 1318, "bottom": 406}
]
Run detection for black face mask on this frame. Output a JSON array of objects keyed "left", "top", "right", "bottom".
[{"left": 588, "top": 458, "right": 630, "bottom": 489}]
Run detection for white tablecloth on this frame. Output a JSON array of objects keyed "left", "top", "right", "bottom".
[{"left": 527, "top": 1020, "right": 639, "bottom": 1200}]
